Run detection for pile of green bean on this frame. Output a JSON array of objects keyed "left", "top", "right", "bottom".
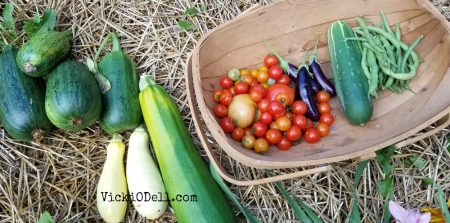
[{"left": 349, "top": 12, "right": 423, "bottom": 97}]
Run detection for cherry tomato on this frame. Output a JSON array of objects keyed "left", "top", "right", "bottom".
[
  {"left": 240, "top": 69, "right": 250, "bottom": 76},
  {"left": 265, "top": 84, "right": 295, "bottom": 106},
  {"left": 256, "top": 70, "right": 269, "bottom": 83},
  {"left": 264, "top": 55, "right": 279, "bottom": 68},
  {"left": 275, "top": 116, "right": 291, "bottom": 131},
  {"left": 316, "top": 123, "right": 330, "bottom": 137},
  {"left": 234, "top": 82, "right": 249, "bottom": 94},
  {"left": 268, "top": 65, "right": 283, "bottom": 80},
  {"left": 291, "top": 101, "right": 307, "bottom": 115},
  {"left": 228, "top": 87, "right": 236, "bottom": 96},
  {"left": 219, "top": 116, "right": 235, "bottom": 133},
  {"left": 219, "top": 76, "right": 233, "bottom": 89},
  {"left": 250, "top": 69, "right": 259, "bottom": 78},
  {"left": 231, "top": 127, "right": 245, "bottom": 141},
  {"left": 277, "top": 74, "right": 291, "bottom": 85},
  {"left": 254, "top": 138, "right": 269, "bottom": 153},
  {"left": 275, "top": 93, "right": 291, "bottom": 107},
  {"left": 277, "top": 137, "right": 292, "bottom": 150},
  {"left": 250, "top": 79, "right": 259, "bottom": 88},
  {"left": 250, "top": 84, "right": 266, "bottom": 95},
  {"left": 259, "top": 112, "right": 273, "bottom": 125},
  {"left": 285, "top": 112, "right": 293, "bottom": 120},
  {"left": 304, "top": 128, "right": 321, "bottom": 143},
  {"left": 213, "top": 90, "right": 222, "bottom": 103},
  {"left": 304, "top": 119, "right": 314, "bottom": 131},
  {"left": 317, "top": 102, "right": 331, "bottom": 114},
  {"left": 265, "top": 129, "right": 282, "bottom": 144},
  {"left": 320, "top": 113, "right": 334, "bottom": 126},
  {"left": 292, "top": 115, "right": 307, "bottom": 129},
  {"left": 259, "top": 66, "right": 269, "bottom": 72},
  {"left": 214, "top": 104, "right": 228, "bottom": 117},
  {"left": 249, "top": 90, "right": 263, "bottom": 102},
  {"left": 242, "top": 134, "right": 255, "bottom": 149},
  {"left": 241, "top": 74, "right": 254, "bottom": 86},
  {"left": 252, "top": 121, "right": 268, "bottom": 137},
  {"left": 262, "top": 83, "right": 270, "bottom": 89},
  {"left": 286, "top": 125, "right": 302, "bottom": 141},
  {"left": 316, "top": 91, "right": 331, "bottom": 103},
  {"left": 268, "top": 100, "right": 286, "bottom": 117},
  {"left": 244, "top": 127, "right": 253, "bottom": 135},
  {"left": 220, "top": 89, "right": 233, "bottom": 106},
  {"left": 258, "top": 99, "right": 270, "bottom": 113},
  {"left": 270, "top": 121, "right": 279, "bottom": 129}
]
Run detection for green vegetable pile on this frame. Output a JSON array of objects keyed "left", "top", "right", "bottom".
[{"left": 351, "top": 12, "right": 423, "bottom": 96}]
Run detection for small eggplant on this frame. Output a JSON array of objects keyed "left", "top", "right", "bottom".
[
  {"left": 309, "top": 75, "right": 322, "bottom": 94},
  {"left": 308, "top": 33, "right": 336, "bottom": 96},
  {"left": 295, "top": 65, "right": 320, "bottom": 121}
]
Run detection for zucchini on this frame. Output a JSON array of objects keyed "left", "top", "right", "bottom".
[
  {"left": 16, "top": 30, "right": 72, "bottom": 77},
  {"left": 328, "top": 21, "right": 373, "bottom": 125},
  {"left": 45, "top": 60, "right": 102, "bottom": 131},
  {"left": 139, "top": 76, "right": 235, "bottom": 223},
  {"left": 98, "top": 33, "right": 142, "bottom": 133},
  {"left": 0, "top": 45, "right": 53, "bottom": 141}
]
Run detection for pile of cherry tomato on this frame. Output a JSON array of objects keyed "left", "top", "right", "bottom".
[{"left": 212, "top": 55, "right": 334, "bottom": 153}]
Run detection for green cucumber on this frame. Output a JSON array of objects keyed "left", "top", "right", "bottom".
[
  {"left": 16, "top": 30, "right": 72, "bottom": 77},
  {"left": 139, "top": 76, "right": 235, "bottom": 223},
  {"left": 328, "top": 21, "right": 373, "bottom": 125},
  {"left": 98, "top": 33, "right": 142, "bottom": 133},
  {"left": 0, "top": 45, "right": 53, "bottom": 141},
  {"left": 45, "top": 60, "right": 102, "bottom": 131}
]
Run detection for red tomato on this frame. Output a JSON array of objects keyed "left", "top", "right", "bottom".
[
  {"left": 252, "top": 121, "right": 268, "bottom": 137},
  {"left": 275, "top": 93, "right": 291, "bottom": 107},
  {"left": 304, "top": 128, "right": 321, "bottom": 143},
  {"left": 286, "top": 125, "right": 302, "bottom": 141},
  {"left": 228, "top": 87, "right": 236, "bottom": 96},
  {"left": 250, "top": 79, "right": 259, "bottom": 88},
  {"left": 264, "top": 55, "right": 279, "bottom": 68},
  {"left": 244, "top": 127, "right": 253, "bottom": 135},
  {"left": 220, "top": 91, "right": 233, "bottom": 106},
  {"left": 292, "top": 115, "right": 307, "bottom": 129},
  {"left": 268, "top": 100, "right": 286, "bottom": 117},
  {"left": 249, "top": 89, "right": 264, "bottom": 102},
  {"left": 265, "top": 84, "right": 295, "bottom": 106},
  {"left": 219, "top": 116, "right": 235, "bottom": 133},
  {"left": 317, "top": 102, "right": 331, "bottom": 114},
  {"left": 270, "top": 121, "right": 279, "bottom": 130},
  {"left": 231, "top": 127, "right": 245, "bottom": 141},
  {"left": 285, "top": 112, "right": 293, "bottom": 120},
  {"left": 254, "top": 138, "right": 270, "bottom": 153},
  {"left": 304, "top": 119, "right": 314, "bottom": 131},
  {"left": 291, "top": 101, "right": 307, "bottom": 115},
  {"left": 259, "top": 112, "right": 273, "bottom": 125},
  {"left": 214, "top": 104, "right": 228, "bottom": 117},
  {"left": 268, "top": 65, "right": 283, "bottom": 80},
  {"left": 277, "top": 137, "right": 292, "bottom": 150},
  {"left": 234, "top": 82, "right": 249, "bottom": 95},
  {"left": 265, "top": 129, "right": 282, "bottom": 144},
  {"left": 277, "top": 74, "right": 291, "bottom": 85},
  {"left": 316, "top": 123, "right": 330, "bottom": 137},
  {"left": 258, "top": 99, "right": 270, "bottom": 113},
  {"left": 275, "top": 116, "right": 291, "bottom": 131},
  {"left": 316, "top": 91, "right": 331, "bottom": 103},
  {"left": 250, "top": 84, "right": 266, "bottom": 95},
  {"left": 320, "top": 113, "right": 334, "bottom": 126},
  {"left": 213, "top": 90, "right": 222, "bottom": 103},
  {"left": 220, "top": 76, "right": 233, "bottom": 89}
]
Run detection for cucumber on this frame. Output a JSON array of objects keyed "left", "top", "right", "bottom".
[
  {"left": 45, "top": 60, "right": 102, "bottom": 131},
  {"left": 139, "top": 76, "right": 235, "bottom": 223},
  {"left": 16, "top": 30, "right": 72, "bottom": 77},
  {"left": 0, "top": 45, "right": 53, "bottom": 141},
  {"left": 98, "top": 33, "right": 142, "bottom": 133},
  {"left": 328, "top": 21, "right": 373, "bottom": 125}
]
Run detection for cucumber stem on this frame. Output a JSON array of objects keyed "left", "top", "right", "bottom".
[
  {"left": 139, "top": 75, "right": 156, "bottom": 91},
  {"left": 110, "top": 33, "right": 122, "bottom": 52}
]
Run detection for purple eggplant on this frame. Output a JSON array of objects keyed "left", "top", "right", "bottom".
[
  {"left": 310, "top": 75, "right": 322, "bottom": 94},
  {"left": 308, "top": 33, "right": 336, "bottom": 96},
  {"left": 295, "top": 65, "right": 320, "bottom": 121}
]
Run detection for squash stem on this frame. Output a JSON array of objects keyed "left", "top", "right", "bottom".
[
  {"left": 94, "top": 33, "right": 112, "bottom": 61},
  {"left": 111, "top": 133, "right": 122, "bottom": 142},
  {"left": 110, "top": 33, "right": 122, "bottom": 52},
  {"left": 139, "top": 75, "right": 156, "bottom": 91}
]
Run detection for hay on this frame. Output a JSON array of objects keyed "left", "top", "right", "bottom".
[{"left": 0, "top": 0, "right": 448, "bottom": 222}]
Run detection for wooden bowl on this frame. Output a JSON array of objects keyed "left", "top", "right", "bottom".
[{"left": 190, "top": 0, "right": 450, "bottom": 169}]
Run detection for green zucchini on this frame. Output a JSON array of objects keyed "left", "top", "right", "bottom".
[
  {"left": 16, "top": 30, "right": 72, "bottom": 77},
  {"left": 45, "top": 60, "right": 102, "bottom": 131},
  {"left": 98, "top": 33, "right": 142, "bottom": 133},
  {"left": 139, "top": 76, "right": 235, "bottom": 223},
  {"left": 0, "top": 45, "right": 53, "bottom": 141},
  {"left": 328, "top": 21, "right": 373, "bottom": 125}
]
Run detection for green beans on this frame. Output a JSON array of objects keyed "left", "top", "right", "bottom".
[{"left": 350, "top": 12, "right": 423, "bottom": 96}]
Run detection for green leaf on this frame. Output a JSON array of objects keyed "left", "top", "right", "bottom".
[
  {"left": 177, "top": 19, "right": 194, "bottom": 30},
  {"left": 38, "top": 211, "right": 54, "bottom": 223},
  {"left": 421, "top": 177, "right": 433, "bottom": 185},
  {"left": 437, "top": 187, "right": 450, "bottom": 223},
  {"left": 382, "top": 197, "right": 391, "bottom": 223},
  {"left": 348, "top": 160, "right": 369, "bottom": 223},
  {"left": 376, "top": 145, "right": 396, "bottom": 175},
  {"left": 377, "top": 177, "right": 393, "bottom": 198},
  {"left": 24, "top": 9, "right": 57, "bottom": 38},
  {"left": 184, "top": 7, "right": 198, "bottom": 16},
  {"left": 210, "top": 165, "right": 261, "bottom": 223},
  {"left": 2, "top": 3, "right": 18, "bottom": 40},
  {"left": 404, "top": 155, "right": 427, "bottom": 170},
  {"left": 274, "top": 181, "right": 312, "bottom": 223}
]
